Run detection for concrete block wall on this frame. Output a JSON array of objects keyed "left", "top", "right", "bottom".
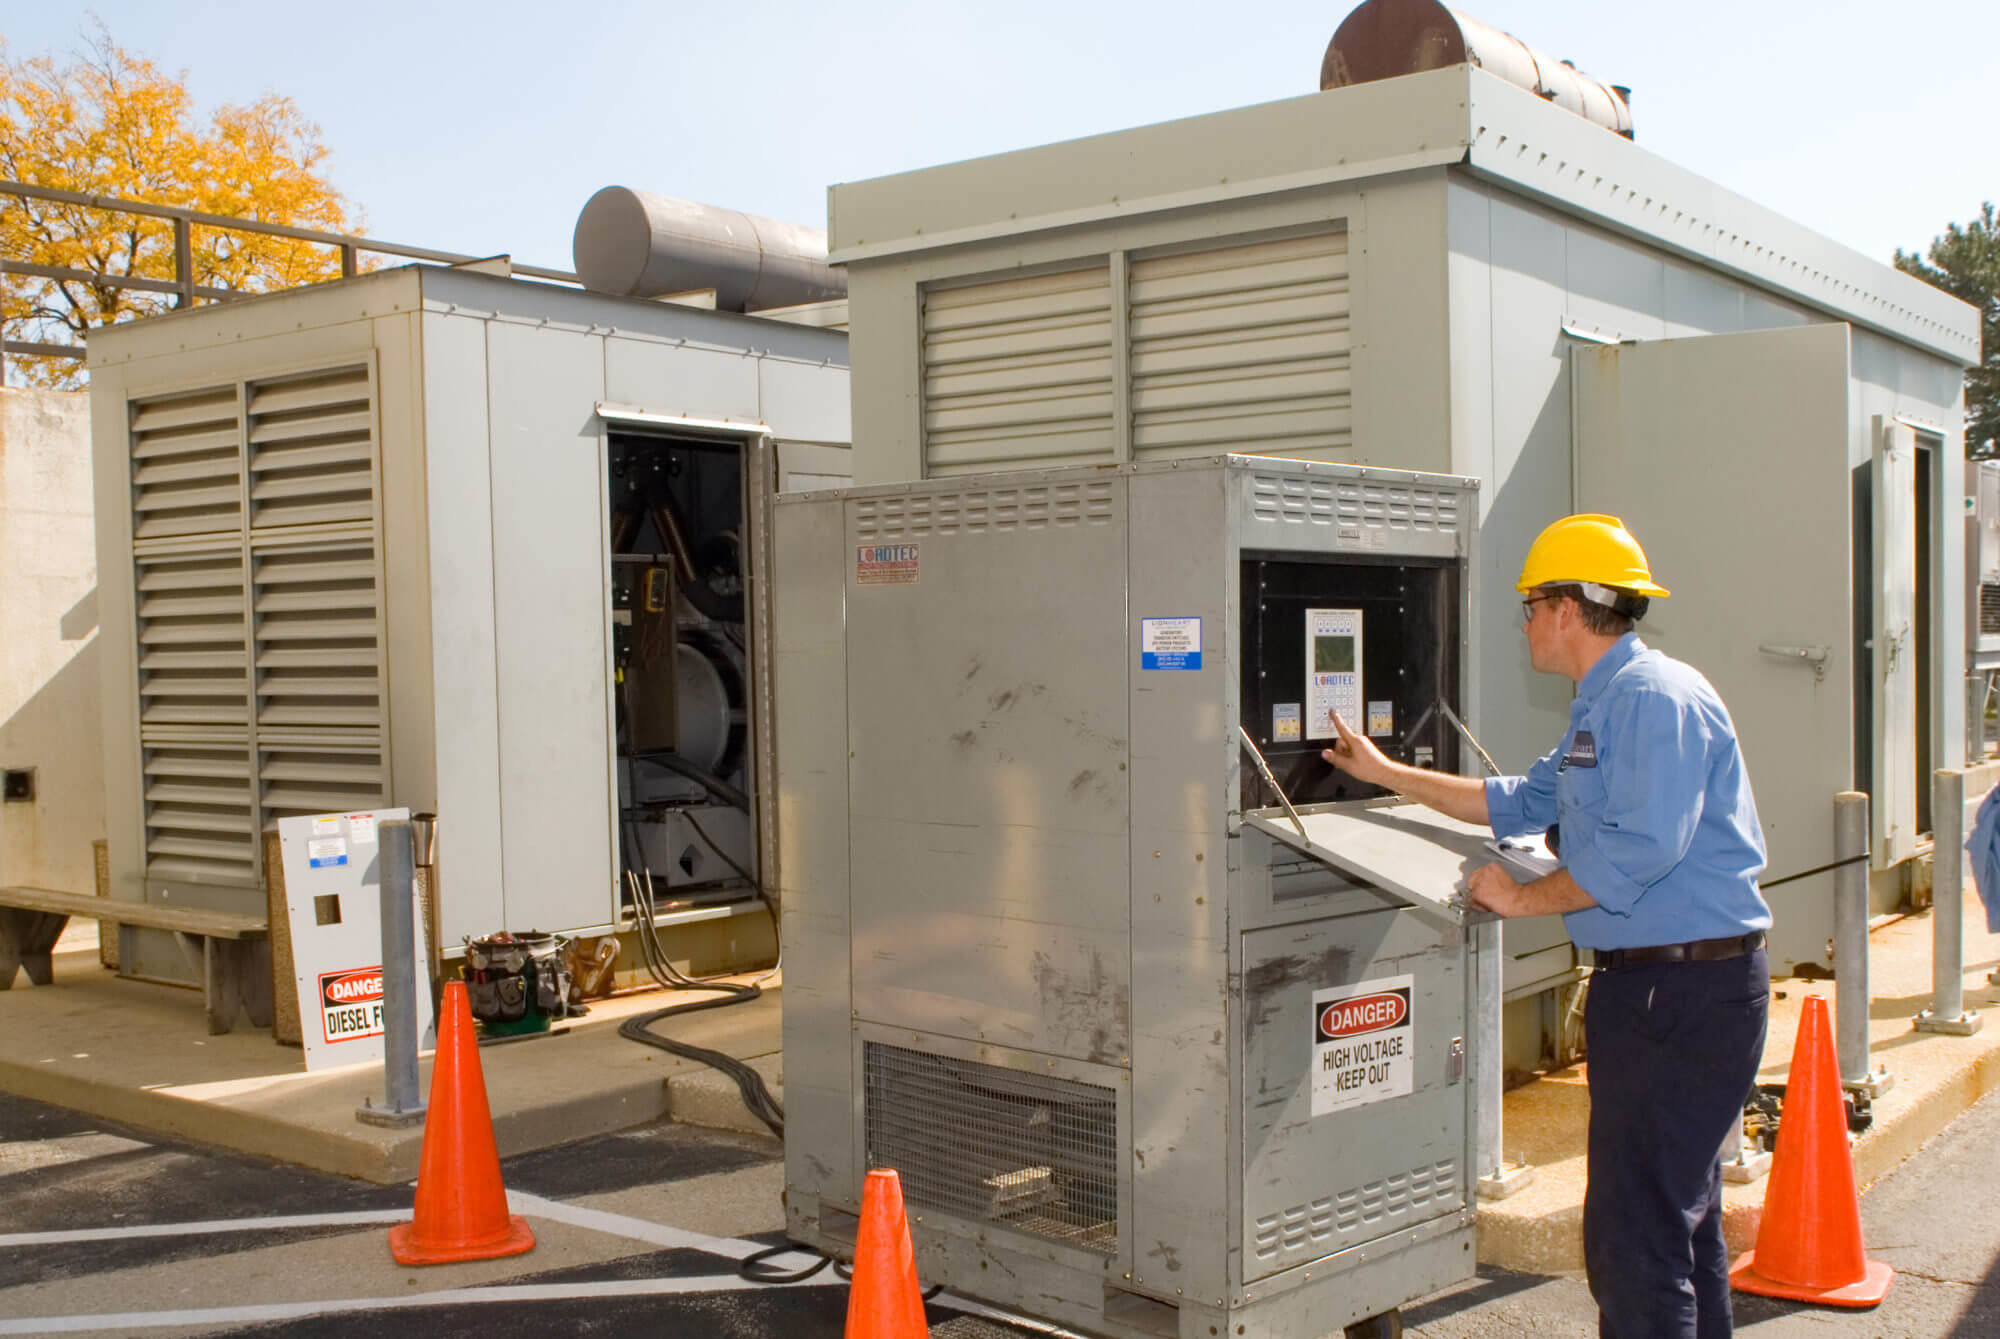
[{"left": 0, "top": 388, "right": 102, "bottom": 895}]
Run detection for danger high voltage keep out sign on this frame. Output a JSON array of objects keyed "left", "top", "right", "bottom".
[{"left": 1311, "top": 975, "right": 1414, "bottom": 1116}]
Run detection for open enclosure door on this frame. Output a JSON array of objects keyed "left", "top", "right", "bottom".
[
  {"left": 1873, "top": 418, "right": 1920, "bottom": 865},
  {"left": 1573, "top": 324, "right": 1853, "bottom": 975}
]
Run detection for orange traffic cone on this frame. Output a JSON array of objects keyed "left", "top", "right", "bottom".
[
  {"left": 387, "top": 980, "right": 536, "bottom": 1266},
  {"left": 845, "top": 1168, "right": 930, "bottom": 1338},
  {"left": 1730, "top": 995, "right": 1892, "bottom": 1306}
]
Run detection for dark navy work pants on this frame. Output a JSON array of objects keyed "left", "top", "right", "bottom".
[{"left": 1582, "top": 948, "right": 1768, "bottom": 1339}]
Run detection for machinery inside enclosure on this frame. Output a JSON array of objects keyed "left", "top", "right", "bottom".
[
  {"left": 1240, "top": 552, "right": 1463, "bottom": 813},
  {"left": 605, "top": 431, "right": 758, "bottom": 909}
]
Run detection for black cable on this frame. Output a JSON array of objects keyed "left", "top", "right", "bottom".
[
  {"left": 615, "top": 832, "right": 784, "bottom": 1136},
  {"left": 1760, "top": 853, "right": 1871, "bottom": 891},
  {"left": 682, "top": 808, "right": 760, "bottom": 889},
  {"left": 737, "top": 1242, "right": 830, "bottom": 1284},
  {"left": 619, "top": 987, "right": 784, "bottom": 1137}
]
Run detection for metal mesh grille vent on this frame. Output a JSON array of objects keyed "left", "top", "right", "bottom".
[
  {"left": 1253, "top": 1159, "right": 1458, "bottom": 1261},
  {"left": 921, "top": 266, "right": 1115, "bottom": 475},
  {"left": 1982, "top": 583, "right": 2000, "bottom": 636},
  {"left": 855, "top": 482, "right": 1114, "bottom": 539},
  {"left": 864, "top": 1042, "right": 1118, "bottom": 1254},
  {"left": 1130, "top": 231, "right": 1351, "bottom": 459},
  {"left": 1249, "top": 474, "right": 1459, "bottom": 532}
]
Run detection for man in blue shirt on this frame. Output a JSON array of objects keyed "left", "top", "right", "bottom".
[{"left": 1322, "top": 514, "right": 1771, "bottom": 1339}]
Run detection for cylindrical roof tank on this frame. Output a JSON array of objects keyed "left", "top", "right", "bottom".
[
  {"left": 571, "top": 187, "right": 846, "bottom": 311},
  {"left": 1321, "top": 0, "right": 1634, "bottom": 139}
]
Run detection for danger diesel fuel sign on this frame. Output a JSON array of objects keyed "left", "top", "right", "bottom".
[{"left": 319, "top": 967, "right": 385, "bottom": 1044}]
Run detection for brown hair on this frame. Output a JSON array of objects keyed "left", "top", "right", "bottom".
[{"left": 1544, "top": 584, "right": 1636, "bottom": 637}]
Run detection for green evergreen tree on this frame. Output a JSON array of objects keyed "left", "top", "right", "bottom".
[{"left": 1896, "top": 204, "right": 2000, "bottom": 457}]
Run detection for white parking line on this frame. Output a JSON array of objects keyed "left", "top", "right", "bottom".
[
  {"left": 0, "top": 1186, "right": 1090, "bottom": 1337},
  {"left": 0, "top": 1209, "right": 410, "bottom": 1248}
]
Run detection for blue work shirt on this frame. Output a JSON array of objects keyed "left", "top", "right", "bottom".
[{"left": 1483, "top": 633, "right": 1771, "bottom": 951}]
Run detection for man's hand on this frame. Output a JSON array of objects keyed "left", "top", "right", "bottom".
[
  {"left": 1321, "top": 713, "right": 1390, "bottom": 787},
  {"left": 1466, "top": 862, "right": 1524, "bottom": 915},
  {"left": 1467, "top": 864, "right": 1598, "bottom": 918}
]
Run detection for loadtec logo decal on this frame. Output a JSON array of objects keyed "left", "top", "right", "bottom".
[
  {"left": 856, "top": 543, "right": 920, "bottom": 586},
  {"left": 319, "top": 966, "right": 385, "bottom": 1045},
  {"left": 1311, "top": 975, "right": 1415, "bottom": 1116},
  {"left": 1316, "top": 990, "right": 1409, "bottom": 1041}
]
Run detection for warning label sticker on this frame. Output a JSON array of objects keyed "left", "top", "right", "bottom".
[
  {"left": 346, "top": 813, "right": 377, "bottom": 845},
  {"left": 319, "top": 966, "right": 385, "bottom": 1044},
  {"left": 1312, "top": 974, "right": 1414, "bottom": 1116},
  {"left": 856, "top": 543, "right": 920, "bottom": 586},
  {"left": 1272, "top": 703, "right": 1301, "bottom": 741},
  {"left": 1140, "top": 616, "right": 1202, "bottom": 671},
  {"left": 307, "top": 836, "right": 347, "bottom": 869}
]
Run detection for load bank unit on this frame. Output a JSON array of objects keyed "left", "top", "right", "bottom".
[
  {"left": 777, "top": 455, "right": 1490, "bottom": 1338},
  {"left": 825, "top": 45, "right": 1983, "bottom": 979},
  {"left": 86, "top": 264, "right": 850, "bottom": 986}
]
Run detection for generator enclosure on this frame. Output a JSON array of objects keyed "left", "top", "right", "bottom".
[
  {"left": 777, "top": 455, "right": 1487, "bottom": 1338},
  {"left": 827, "top": 61, "right": 1984, "bottom": 979},
  {"left": 87, "top": 265, "right": 851, "bottom": 987}
]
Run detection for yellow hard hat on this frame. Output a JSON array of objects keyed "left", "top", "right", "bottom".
[{"left": 1515, "top": 514, "right": 1670, "bottom": 598}]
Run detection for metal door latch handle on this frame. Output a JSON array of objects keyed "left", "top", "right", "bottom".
[
  {"left": 1448, "top": 1037, "right": 1466, "bottom": 1084},
  {"left": 1758, "top": 643, "right": 1830, "bottom": 683}
]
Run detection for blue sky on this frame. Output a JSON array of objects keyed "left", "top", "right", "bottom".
[{"left": 6, "top": 3, "right": 1994, "bottom": 274}]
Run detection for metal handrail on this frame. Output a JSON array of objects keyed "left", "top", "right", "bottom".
[{"left": 1, "top": 177, "right": 579, "bottom": 365}]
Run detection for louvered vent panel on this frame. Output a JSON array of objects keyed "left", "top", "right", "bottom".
[
  {"left": 1129, "top": 232, "right": 1351, "bottom": 459},
  {"left": 129, "top": 387, "right": 242, "bottom": 539},
  {"left": 854, "top": 481, "right": 1115, "bottom": 539},
  {"left": 135, "top": 552, "right": 248, "bottom": 728},
  {"left": 921, "top": 267, "right": 1115, "bottom": 474},
  {"left": 260, "top": 744, "right": 388, "bottom": 822},
  {"left": 252, "top": 540, "right": 384, "bottom": 733},
  {"left": 246, "top": 366, "right": 376, "bottom": 529},
  {"left": 1982, "top": 583, "right": 2000, "bottom": 636},
  {"left": 1251, "top": 1159, "right": 1458, "bottom": 1264},
  {"left": 140, "top": 738, "right": 258, "bottom": 886}
]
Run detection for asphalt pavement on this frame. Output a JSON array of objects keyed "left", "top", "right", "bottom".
[{"left": 3, "top": 1084, "right": 1997, "bottom": 1337}]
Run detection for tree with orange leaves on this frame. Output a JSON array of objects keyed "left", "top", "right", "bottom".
[{"left": 1, "top": 23, "right": 364, "bottom": 388}]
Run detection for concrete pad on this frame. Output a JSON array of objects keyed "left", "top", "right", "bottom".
[
  {"left": 1476, "top": 891, "right": 2000, "bottom": 1273},
  {"left": 0, "top": 958, "right": 784, "bottom": 1184}
]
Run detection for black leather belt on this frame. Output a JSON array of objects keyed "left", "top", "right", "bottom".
[{"left": 1591, "top": 931, "right": 1764, "bottom": 969}]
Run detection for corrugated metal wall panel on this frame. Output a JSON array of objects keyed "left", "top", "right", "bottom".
[
  {"left": 1128, "top": 231, "right": 1351, "bottom": 459},
  {"left": 921, "top": 266, "right": 1115, "bottom": 473},
  {"left": 123, "top": 359, "right": 387, "bottom": 895}
]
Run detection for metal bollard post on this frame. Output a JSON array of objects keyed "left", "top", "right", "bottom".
[
  {"left": 1916, "top": 768, "right": 1982, "bottom": 1035},
  {"left": 1720, "top": 1101, "right": 1770, "bottom": 1183},
  {"left": 1474, "top": 918, "right": 1534, "bottom": 1200},
  {"left": 357, "top": 819, "right": 427, "bottom": 1128},
  {"left": 1834, "top": 792, "right": 1893, "bottom": 1097}
]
